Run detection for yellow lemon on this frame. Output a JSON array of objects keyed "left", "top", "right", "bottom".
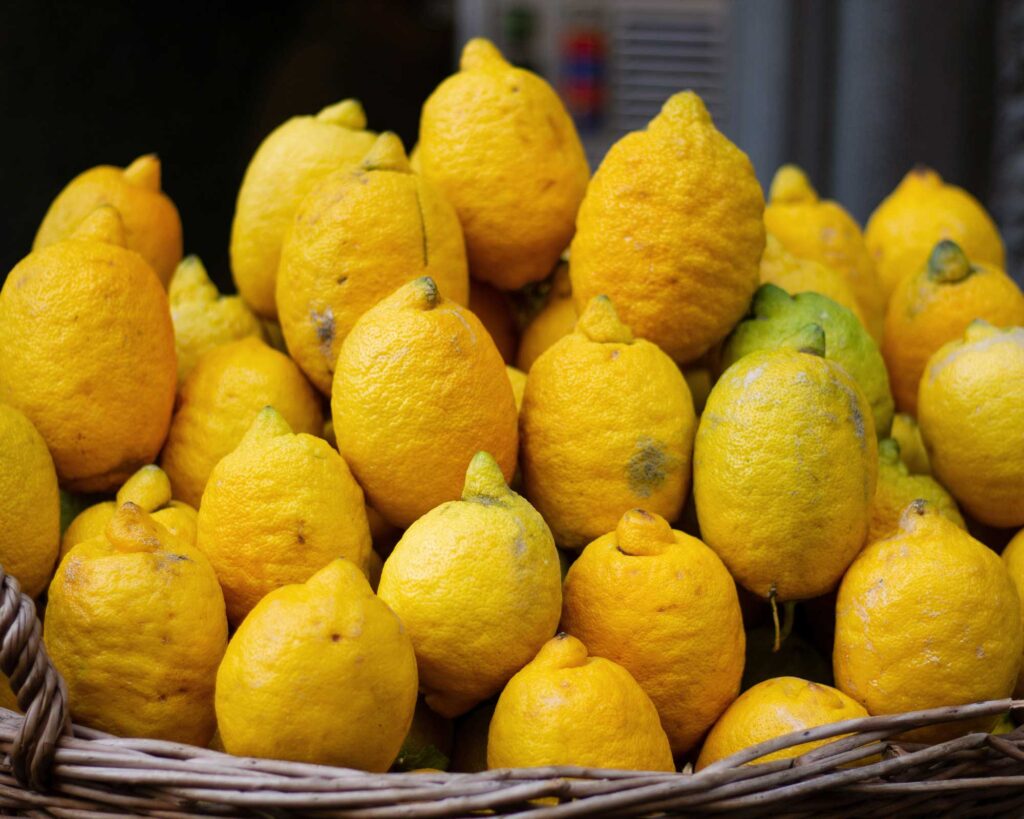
[
  {"left": 230, "top": 99, "right": 377, "bottom": 318},
  {"left": 0, "top": 206, "right": 176, "bottom": 492},
  {"left": 197, "top": 407, "right": 371, "bottom": 626},
  {"left": 278, "top": 133, "right": 469, "bottom": 394},
  {"left": 866, "top": 166, "right": 1005, "bottom": 301},
  {"left": 487, "top": 634, "right": 674, "bottom": 771},
  {"left": 332, "top": 277, "right": 517, "bottom": 528},
  {"left": 869, "top": 439, "right": 963, "bottom": 543},
  {"left": 571, "top": 92, "right": 763, "bottom": 363},
  {"left": 696, "top": 677, "right": 868, "bottom": 769},
  {"left": 45, "top": 502, "right": 227, "bottom": 745},
  {"left": 160, "top": 336, "right": 323, "bottom": 508},
  {"left": 890, "top": 412, "right": 931, "bottom": 475},
  {"left": 516, "top": 262, "right": 576, "bottom": 372},
  {"left": 505, "top": 366, "right": 527, "bottom": 413},
  {"left": 1001, "top": 529, "right": 1024, "bottom": 695},
  {"left": 765, "top": 165, "right": 885, "bottom": 341},
  {"left": 521, "top": 296, "right": 696, "bottom": 549},
  {"left": 562, "top": 509, "right": 744, "bottom": 754},
  {"left": 834, "top": 501, "right": 1022, "bottom": 742},
  {"left": 917, "top": 321, "right": 1024, "bottom": 527},
  {"left": 378, "top": 453, "right": 562, "bottom": 717},
  {"left": 216, "top": 558, "right": 417, "bottom": 771},
  {"left": 34, "top": 154, "right": 182, "bottom": 286},
  {"left": 470, "top": 281, "right": 518, "bottom": 364},
  {"left": 883, "top": 240, "right": 1024, "bottom": 414},
  {"left": 169, "top": 256, "right": 263, "bottom": 387},
  {"left": 0, "top": 404, "right": 59, "bottom": 597},
  {"left": 418, "top": 38, "right": 588, "bottom": 290},
  {"left": 694, "top": 328, "right": 878, "bottom": 600}
]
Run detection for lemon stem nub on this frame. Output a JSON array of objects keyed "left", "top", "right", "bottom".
[
  {"left": 123, "top": 154, "right": 162, "bottom": 191},
  {"left": 576, "top": 295, "right": 634, "bottom": 344},
  {"left": 768, "top": 165, "right": 817, "bottom": 204},
  {"left": 927, "top": 240, "right": 972, "bottom": 284},
  {"left": 462, "top": 452, "right": 510, "bottom": 502},
  {"left": 361, "top": 132, "right": 411, "bottom": 173},
  {"left": 316, "top": 99, "right": 367, "bottom": 130}
]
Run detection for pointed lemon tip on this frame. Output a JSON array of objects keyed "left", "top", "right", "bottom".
[
  {"left": 769, "top": 165, "right": 817, "bottom": 204},
  {"left": 105, "top": 501, "right": 165, "bottom": 553},
  {"left": 576, "top": 295, "right": 634, "bottom": 344},
  {"left": 399, "top": 276, "right": 440, "bottom": 310},
  {"left": 656, "top": 91, "right": 711, "bottom": 127},
  {"left": 123, "top": 153, "right": 162, "bottom": 191},
  {"left": 460, "top": 37, "right": 506, "bottom": 71},
  {"left": 240, "top": 406, "right": 294, "bottom": 447},
  {"left": 171, "top": 254, "right": 213, "bottom": 289},
  {"left": 316, "top": 98, "right": 367, "bottom": 130},
  {"left": 462, "top": 451, "right": 511, "bottom": 502},
  {"left": 360, "top": 131, "right": 410, "bottom": 173},
  {"left": 897, "top": 498, "right": 936, "bottom": 534},
  {"left": 534, "top": 633, "right": 589, "bottom": 670},
  {"left": 782, "top": 323, "right": 826, "bottom": 357},
  {"left": 927, "top": 240, "right": 972, "bottom": 283},
  {"left": 964, "top": 318, "right": 998, "bottom": 343},
  {"left": 905, "top": 164, "right": 942, "bottom": 187},
  {"left": 71, "top": 205, "right": 126, "bottom": 247},
  {"left": 116, "top": 465, "right": 172, "bottom": 512},
  {"left": 752, "top": 282, "right": 794, "bottom": 316},
  {"left": 616, "top": 509, "right": 675, "bottom": 556}
]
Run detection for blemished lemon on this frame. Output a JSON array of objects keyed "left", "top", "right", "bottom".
[
  {"left": 487, "top": 634, "right": 674, "bottom": 772},
  {"left": 0, "top": 206, "right": 176, "bottom": 492},
  {"left": 331, "top": 277, "right": 517, "bottom": 528},
  {"left": 562, "top": 509, "right": 744, "bottom": 754},
  {"left": 197, "top": 407, "right": 371, "bottom": 626},
  {"left": 230, "top": 99, "right": 377, "bottom": 318},
  {"left": 520, "top": 296, "right": 696, "bottom": 549},
  {"left": 277, "top": 133, "right": 469, "bottom": 395},
  {"left": 34, "top": 154, "right": 182, "bottom": 286},
  {"left": 377, "top": 453, "right": 562, "bottom": 717},
  {"left": 45, "top": 502, "right": 227, "bottom": 745},
  {"left": 571, "top": 92, "right": 764, "bottom": 363},
  {"left": 695, "top": 328, "right": 878, "bottom": 601},
  {"left": 418, "top": 38, "right": 588, "bottom": 290},
  {"left": 215, "top": 558, "right": 417, "bottom": 771},
  {"left": 0, "top": 404, "right": 60, "bottom": 597},
  {"left": 696, "top": 677, "right": 868, "bottom": 769},
  {"left": 834, "top": 501, "right": 1022, "bottom": 742},
  {"left": 917, "top": 321, "right": 1024, "bottom": 527}
]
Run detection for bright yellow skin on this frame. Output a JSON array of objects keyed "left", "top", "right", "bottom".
[
  {"left": 418, "top": 39, "right": 588, "bottom": 290},
  {"left": 917, "top": 322, "right": 1024, "bottom": 527},
  {"left": 231, "top": 100, "right": 377, "bottom": 318},
  {"left": 34, "top": 155, "right": 182, "bottom": 287},
  {"left": 378, "top": 453, "right": 562, "bottom": 717},
  {"left": 505, "top": 366, "right": 526, "bottom": 413},
  {"left": 694, "top": 340, "right": 878, "bottom": 600},
  {"left": 487, "top": 634, "right": 674, "bottom": 772},
  {"left": 0, "top": 207, "right": 177, "bottom": 492},
  {"left": 160, "top": 336, "right": 323, "bottom": 507},
  {"left": 882, "top": 241, "right": 1024, "bottom": 414},
  {"left": 696, "top": 677, "right": 868, "bottom": 769},
  {"left": 869, "top": 439, "right": 963, "bottom": 543},
  {"left": 1001, "top": 529, "right": 1024, "bottom": 696},
  {"left": 277, "top": 133, "right": 469, "bottom": 395},
  {"left": 169, "top": 256, "right": 263, "bottom": 387},
  {"left": 765, "top": 166, "right": 885, "bottom": 342},
  {"left": 0, "top": 405, "right": 59, "bottom": 597},
  {"left": 890, "top": 412, "right": 931, "bottom": 475},
  {"left": 332, "top": 278, "right": 517, "bottom": 528},
  {"left": 521, "top": 297, "right": 696, "bottom": 550},
  {"left": 197, "top": 407, "right": 371, "bottom": 626},
  {"left": 516, "top": 263, "right": 577, "bottom": 372},
  {"left": 866, "top": 166, "right": 1005, "bottom": 301},
  {"left": 470, "top": 280, "right": 518, "bottom": 364},
  {"left": 571, "top": 92, "right": 764, "bottom": 363},
  {"left": 835, "top": 502, "right": 1022, "bottom": 742},
  {"left": 759, "top": 233, "right": 868, "bottom": 328},
  {"left": 45, "top": 503, "right": 227, "bottom": 745},
  {"left": 562, "top": 509, "right": 744, "bottom": 754},
  {"left": 61, "top": 464, "right": 198, "bottom": 558},
  {"left": 216, "top": 559, "right": 418, "bottom": 771}
]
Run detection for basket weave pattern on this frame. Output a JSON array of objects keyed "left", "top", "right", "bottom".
[{"left": 1, "top": 569, "right": 1023, "bottom": 817}]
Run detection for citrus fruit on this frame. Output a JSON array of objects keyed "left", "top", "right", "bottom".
[
  {"left": 890, "top": 412, "right": 931, "bottom": 475},
  {"left": 469, "top": 280, "right": 518, "bottom": 364},
  {"left": 1001, "top": 528, "right": 1024, "bottom": 696},
  {"left": 516, "top": 262, "right": 576, "bottom": 372}
]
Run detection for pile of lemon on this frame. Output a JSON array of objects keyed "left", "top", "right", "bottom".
[{"left": 2, "top": 38, "right": 1023, "bottom": 775}]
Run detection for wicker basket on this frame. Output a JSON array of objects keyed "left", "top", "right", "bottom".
[{"left": 2, "top": 569, "right": 1023, "bottom": 817}]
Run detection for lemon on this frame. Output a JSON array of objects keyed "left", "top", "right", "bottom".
[
  {"left": 215, "top": 558, "right": 418, "bottom": 771},
  {"left": 835, "top": 501, "right": 1022, "bottom": 742},
  {"left": 890, "top": 412, "right": 931, "bottom": 474},
  {"left": 231, "top": 99, "right": 377, "bottom": 318},
  {"left": 571, "top": 92, "right": 764, "bottom": 363},
  {"left": 487, "top": 634, "right": 674, "bottom": 771},
  {"left": 378, "top": 452, "right": 561, "bottom": 717},
  {"left": 521, "top": 296, "right": 696, "bottom": 549},
  {"left": 505, "top": 366, "right": 526, "bottom": 413},
  {"left": 1001, "top": 529, "right": 1024, "bottom": 695},
  {"left": 418, "top": 39, "right": 588, "bottom": 290},
  {"left": 516, "top": 262, "right": 576, "bottom": 372},
  {"left": 470, "top": 281, "right": 518, "bottom": 364},
  {"left": 695, "top": 328, "right": 878, "bottom": 600},
  {"left": 917, "top": 321, "right": 1024, "bottom": 527},
  {"left": 45, "top": 502, "right": 227, "bottom": 745},
  {"left": 562, "top": 509, "right": 744, "bottom": 754},
  {"left": 197, "top": 407, "right": 371, "bottom": 625},
  {"left": 277, "top": 133, "right": 469, "bottom": 395}
]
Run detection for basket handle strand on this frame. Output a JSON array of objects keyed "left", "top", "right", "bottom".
[{"left": 0, "top": 565, "right": 70, "bottom": 791}]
